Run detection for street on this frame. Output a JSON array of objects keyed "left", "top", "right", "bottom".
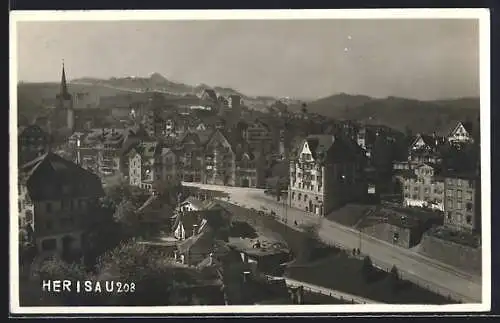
[{"left": 182, "top": 182, "right": 482, "bottom": 303}]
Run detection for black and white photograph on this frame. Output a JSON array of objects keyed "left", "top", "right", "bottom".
[{"left": 10, "top": 9, "right": 491, "bottom": 314}]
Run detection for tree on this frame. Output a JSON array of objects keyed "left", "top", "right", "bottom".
[
  {"left": 31, "top": 257, "right": 93, "bottom": 306},
  {"left": 153, "top": 178, "right": 182, "bottom": 206},
  {"left": 362, "top": 256, "right": 374, "bottom": 281},
  {"left": 390, "top": 265, "right": 400, "bottom": 291},
  {"left": 297, "top": 223, "right": 320, "bottom": 262},
  {"left": 95, "top": 240, "right": 204, "bottom": 306}
]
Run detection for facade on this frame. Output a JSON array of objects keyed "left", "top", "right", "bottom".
[
  {"left": 408, "top": 133, "right": 444, "bottom": 165},
  {"left": 18, "top": 152, "right": 104, "bottom": 258},
  {"left": 235, "top": 150, "right": 266, "bottom": 188},
  {"left": 241, "top": 119, "right": 273, "bottom": 153},
  {"left": 72, "top": 128, "right": 127, "bottom": 176},
  {"left": 446, "top": 121, "right": 475, "bottom": 145},
  {"left": 18, "top": 125, "right": 50, "bottom": 164},
  {"left": 128, "top": 141, "right": 159, "bottom": 191},
  {"left": 176, "top": 131, "right": 209, "bottom": 183},
  {"left": 402, "top": 163, "right": 445, "bottom": 211},
  {"left": 289, "top": 135, "right": 366, "bottom": 216},
  {"left": 203, "top": 130, "right": 237, "bottom": 186},
  {"left": 444, "top": 174, "right": 481, "bottom": 232}
]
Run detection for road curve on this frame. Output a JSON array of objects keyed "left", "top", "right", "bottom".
[{"left": 181, "top": 182, "right": 482, "bottom": 303}]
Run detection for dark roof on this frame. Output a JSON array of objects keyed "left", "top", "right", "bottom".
[
  {"left": 181, "top": 197, "right": 206, "bottom": 210},
  {"left": 203, "top": 89, "right": 218, "bottom": 102},
  {"left": 304, "top": 135, "right": 335, "bottom": 159},
  {"left": 20, "top": 152, "right": 104, "bottom": 200},
  {"left": 173, "top": 211, "right": 203, "bottom": 234},
  {"left": 177, "top": 230, "right": 228, "bottom": 256}
]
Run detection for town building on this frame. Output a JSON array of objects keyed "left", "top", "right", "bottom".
[
  {"left": 128, "top": 140, "right": 160, "bottom": 191},
  {"left": 18, "top": 125, "right": 50, "bottom": 165},
  {"left": 401, "top": 163, "right": 445, "bottom": 211},
  {"left": 289, "top": 134, "right": 366, "bottom": 215},
  {"left": 48, "top": 63, "right": 75, "bottom": 134},
  {"left": 443, "top": 172, "right": 481, "bottom": 232},
  {"left": 175, "top": 131, "right": 211, "bottom": 183},
  {"left": 408, "top": 133, "right": 444, "bottom": 165},
  {"left": 18, "top": 152, "right": 104, "bottom": 259},
  {"left": 239, "top": 119, "right": 274, "bottom": 153},
  {"left": 446, "top": 121, "right": 476, "bottom": 146},
  {"left": 203, "top": 130, "right": 237, "bottom": 186}
]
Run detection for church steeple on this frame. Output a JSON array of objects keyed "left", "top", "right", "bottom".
[{"left": 59, "top": 60, "right": 71, "bottom": 100}]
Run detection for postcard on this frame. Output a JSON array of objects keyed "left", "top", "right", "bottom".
[{"left": 9, "top": 8, "right": 491, "bottom": 315}]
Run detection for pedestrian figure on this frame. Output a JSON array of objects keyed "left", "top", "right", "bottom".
[
  {"left": 294, "top": 220, "right": 298, "bottom": 226},
  {"left": 356, "top": 248, "right": 361, "bottom": 255},
  {"left": 352, "top": 248, "right": 356, "bottom": 256}
]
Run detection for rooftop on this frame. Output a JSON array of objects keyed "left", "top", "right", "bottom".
[{"left": 228, "top": 237, "right": 289, "bottom": 257}]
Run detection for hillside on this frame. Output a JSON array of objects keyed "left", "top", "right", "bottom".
[{"left": 305, "top": 94, "right": 480, "bottom": 134}]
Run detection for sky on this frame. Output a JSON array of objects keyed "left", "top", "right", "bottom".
[{"left": 16, "top": 19, "right": 479, "bottom": 100}]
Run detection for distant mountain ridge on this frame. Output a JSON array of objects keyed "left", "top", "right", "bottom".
[
  {"left": 72, "top": 73, "right": 250, "bottom": 100},
  {"left": 303, "top": 93, "right": 480, "bottom": 134}
]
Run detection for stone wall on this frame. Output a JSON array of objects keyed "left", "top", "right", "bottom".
[
  {"left": 417, "top": 233, "right": 482, "bottom": 275},
  {"left": 360, "top": 223, "right": 412, "bottom": 248}
]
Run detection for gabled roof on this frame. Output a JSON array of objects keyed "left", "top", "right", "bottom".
[
  {"left": 20, "top": 152, "right": 104, "bottom": 200},
  {"left": 410, "top": 133, "right": 439, "bottom": 150},
  {"left": 202, "top": 89, "right": 218, "bottom": 102},
  {"left": 181, "top": 197, "right": 206, "bottom": 210}
]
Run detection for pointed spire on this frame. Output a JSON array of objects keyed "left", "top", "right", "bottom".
[{"left": 59, "top": 60, "right": 70, "bottom": 99}]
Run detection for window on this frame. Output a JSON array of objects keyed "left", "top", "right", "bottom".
[
  {"left": 467, "top": 181, "right": 474, "bottom": 189},
  {"left": 466, "top": 202, "right": 473, "bottom": 212},
  {"left": 447, "top": 211, "right": 452, "bottom": 220},
  {"left": 446, "top": 189, "right": 453, "bottom": 197},
  {"left": 457, "top": 180, "right": 462, "bottom": 187},
  {"left": 466, "top": 192, "right": 473, "bottom": 201},
  {"left": 304, "top": 195, "right": 308, "bottom": 201},
  {"left": 291, "top": 192, "right": 295, "bottom": 200},
  {"left": 466, "top": 215, "right": 472, "bottom": 224},
  {"left": 298, "top": 193, "right": 302, "bottom": 201},
  {"left": 456, "top": 201, "right": 462, "bottom": 209},
  {"left": 457, "top": 190, "right": 462, "bottom": 199}
]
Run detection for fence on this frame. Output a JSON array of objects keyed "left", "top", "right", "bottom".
[{"left": 263, "top": 275, "right": 377, "bottom": 304}]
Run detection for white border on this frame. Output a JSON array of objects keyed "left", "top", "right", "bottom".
[{"left": 9, "top": 9, "right": 491, "bottom": 315}]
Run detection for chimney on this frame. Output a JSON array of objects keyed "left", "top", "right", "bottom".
[
  {"left": 192, "top": 224, "right": 199, "bottom": 236},
  {"left": 209, "top": 252, "right": 214, "bottom": 266}
]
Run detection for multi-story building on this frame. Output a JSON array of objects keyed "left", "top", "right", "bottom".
[
  {"left": 175, "top": 131, "right": 210, "bottom": 183},
  {"left": 203, "top": 130, "right": 237, "bottom": 186},
  {"left": 289, "top": 134, "right": 366, "bottom": 215},
  {"left": 18, "top": 152, "right": 104, "bottom": 258},
  {"left": 408, "top": 133, "right": 444, "bottom": 165},
  {"left": 236, "top": 119, "right": 274, "bottom": 153},
  {"left": 401, "top": 163, "right": 445, "bottom": 211},
  {"left": 234, "top": 149, "right": 266, "bottom": 188},
  {"left": 71, "top": 128, "right": 127, "bottom": 177},
  {"left": 446, "top": 121, "right": 475, "bottom": 146},
  {"left": 18, "top": 125, "right": 50, "bottom": 165},
  {"left": 128, "top": 141, "right": 159, "bottom": 191},
  {"left": 444, "top": 173, "right": 481, "bottom": 232}
]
